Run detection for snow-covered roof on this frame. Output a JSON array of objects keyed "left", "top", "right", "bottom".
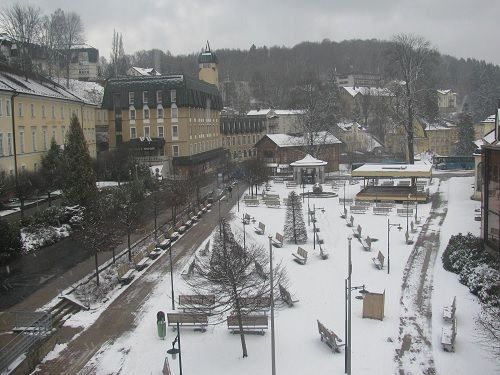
[
  {"left": 274, "top": 109, "right": 305, "bottom": 115},
  {"left": 337, "top": 121, "right": 363, "bottom": 132},
  {"left": 265, "top": 132, "right": 341, "bottom": 148},
  {"left": 351, "top": 163, "right": 432, "bottom": 178},
  {"left": 437, "top": 89, "right": 455, "bottom": 95},
  {"left": 247, "top": 108, "right": 305, "bottom": 117},
  {"left": 342, "top": 86, "right": 392, "bottom": 98},
  {"left": 247, "top": 109, "right": 272, "bottom": 116},
  {"left": 0, "top": 70, "right": 92, "bottom": 104},
  {"left": 290, "top": 154, "right": 327, "bottom": 167},
  {"left": 129, "top": 67, "right": 161, "bottom": 76},
  {"left": 55, "top": 78, "right": 104, "bottom": 106},
  {"left": 481, "top": 114, "right": 496, "bottom": 123}
]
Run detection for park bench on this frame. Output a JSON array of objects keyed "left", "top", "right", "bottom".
[
  {"left": 242, "top": 213, "right": 251, "bottom": 225},
  {"left": 286, "top": 182, "right": 297, "bottom": 188},
  {"left": 147, "top": 245, "right": 161, "bottom": 260},
  {"left": 245, "top": 199, "right": 260, "bottom": 207},
  {"left": 315, "top": 232, "right": 324, "bottom": 245},
  {"left": 200, "top": 240, "right": 210, "bottom": 256},
  {"left": 350, "top": 205, "right": 367, "bottom": 214},
  {"left": 353, "top": 224, "right": 362, "bottom": 239},
  {"left": 410, "top": 221, "right": 418, "bottom": 233},
  {"left": 381, "top": 180, "right": 395, "bottom": 186},
  {"left": 274, "top": 177, "right": 284, "bottom": 184},
  {"left": 292, "top": 247, "right": 308, "bottom": 265},
  {"left": 279, "top": 284, "right": 298, "bottom": 307},
  {"left": 254, "top": 222, "right": 265, "bottom": 235},
  {"left": 265, "top": 200, "right": 281, "bottom": 208},
  {"left": 362, "top": 236, "right": 373, "bottom": 251},
  {"left": 397, "top": 208, "right": 413, "bottom": 217},
  {"left": 201, "top": 206, "right": 208, "bottom": 213},
  {"left": 133, "top": 250, "right": 149, "bottom": 271},
  {"left": 272, "top": 233, "right": 284, "bottom": 248},
  {"left": 227, "top": 314, "right": 268, "bottom": 335},
  {"left": 177, "top": 225, "right": 187, "bottom": 234},
  {"left": 373, "top": 207, "right": 392, "bottom": 215},
  {"left": 254, "top": 261, "right": 267, "bottom": 280},
  {"left": 346, "top": 215, "right": 354, "bottom": 227},
  {"left": 441, "top": 317, "right": 457, "bottom": 352},
  {"left": 206, "top": 203, "right": 212, "bottom": 210},
  {"left": 339, "top": 198, "right": 353, "bottom": 205},
  {"left": 181, "top": 259, "right": 196, "bottom": 279},
  {"left": 166, "top": 228, "right": 179, "bottom": 242},
  {"left": 340, "top": 207, "right": 348, "bottom": 219},
  {"left": 372, "top": 251, "right": 385, "bottom": 270},
  {"left": 197, "top": 209, "right": 204, "bottom": 217},
  {"left": 354, "top": 200, "right": 371, "bottom": 207},
  {"left": 178, "top": 294, "right": 215, "bottom": 314},
  {"left": 158, "top": 238, "right": 171, "bottom": 250},
  {"left": 167, "top": 312, "right": 208, "bottom": 332},
  {"left": 405, "top": 231, "right": 414, "bottom": 245},
  {"left": 237, "top": 296, "right": 271, "bottom": 311},
  {"left": 117, "top": 263, "right": 135, "bottom": 285},
  {"left": 184, "top": 219, "right": 193, "bottom": 229},
  {"left": 376, "top": 202, "right": 395, "bottom": 208},
  {"left": 317, "top": 320, "right": 345, "bottom": 353},
  {"left": 443, "top": 296, "right": 457, "bottom": 322},
  {"left": 319, "top": 243, "right": 329, "bottom": 260},
  {"left": 398, "top": 180, "right": 411, "bottom": 186}
]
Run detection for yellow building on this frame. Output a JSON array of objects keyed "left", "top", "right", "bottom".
[{"left": 0, "top": 66, "right": 97, "bottom": 176}]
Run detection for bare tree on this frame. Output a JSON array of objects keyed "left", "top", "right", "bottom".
[
  {"left": 0, "top": 4, "right": 42, "bottom": 76},
  {"left": 476, "top": 304, "right": 500, "bottom": 358},
  {"left": 187, "top": 219, "right": 286, "bottom": 358},
  {"left": 388, "top": 34, "right": 436, "bottom": 164}
]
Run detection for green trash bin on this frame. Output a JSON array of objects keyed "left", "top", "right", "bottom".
[{"left": 157, "top": 320, "right": 166, "bottom": 339}]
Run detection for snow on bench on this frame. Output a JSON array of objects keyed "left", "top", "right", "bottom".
[
  {"left": 441, "top": 317, "right": 457, "bottom": 352},
  {"left": 244, "top": 199, "right": 259, "bottom": 207},
  {"left": 292, "top": 247, "right": 308, "bottom": 265},
  {"left": 178, "top": 294, "right": 215, "bottom": 314},
  {"left": 353, "top": 224, "right": 362, "bottom": 239},
  {"left": 443, "top": 296, "right": 456, "bottom": 322},
  {"left": 265, "top": 200, "right": 281, "bottom": 208},
  {"left": 372, "top": 251, "right": 385, "bottom": 270},
  {"left": 405, "top": 231, "right": 414, "bottom": 245},
  {"left": 285, "top": 182, "right": 297, "bottom": 188},
  {"left": 167, "top": 312, "right": 208, "bottom": 332},
  {"left": 272, "top": 232, "right": 284, "bottom": 248},
  {"left": 158, "top": 238, "right": 171, "bottom": 250},
  {"left": 227, "top": 314, "right": 268, "bottom": 335},
  {"left": 279, "top": 284, "right": 298, "bottom": 307},
  {"left": 373, "top": 207, "right": 392, "bottom": 215},
  {"left": 319, "top": 243, "right": 329, "bottom": 260},
  {"left": 362, "top": 236, "right": 373, "bottom": 251},
  {"left": 254, "top": 222, "right": 265, "bottom": 235},
  {"left": 181, "top": 258, "right": 196, "bottom": 279},
  {"left": 133, "top": 250, "right": 149, "bottom": 271},
  {"left": 346, "top": 215, "right": 354, "bottom": 227},
  {"left": 317, "top": 320, "right": 345, "bottom": 353},
  {"left": 117, "top": 264, "right": 135, "bottom": 285},
  {"left": 397, "top": 208, "right": 413, "bottom": 217},
  {"left": 242, "top": 213, "right": 251, "bottom": 225}
]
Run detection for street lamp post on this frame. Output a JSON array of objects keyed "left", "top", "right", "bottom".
[
  {"left": 167, "top": 242, "right": 183, "bottom": 375},
  {"left": 343, "top": 182, "right": 346, "bottom": 213},
  {"left": 236, "top": 182, "right": 240, "bottom": 213},
  {"left": 242, "top": 214, "right": 247, "bottom": 252},
  {"left": 268, "top": 236, "right": 276, "bottom": 375},
  {"left": 218, "top": 196, "right": 222, "bottom": 235},
  {"left": 406, "top": 194, "right": 410, "bottom": 237},
  {"left": 387, "top": 219, "right": 402, "bottom": 275}
]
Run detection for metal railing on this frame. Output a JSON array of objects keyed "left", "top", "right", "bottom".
[{"left": 0, "top": 312, "right": 52, "bottom": 373}]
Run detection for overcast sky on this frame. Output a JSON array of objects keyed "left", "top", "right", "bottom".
[{"left": 4, "top": 0, "right": 500, "bottom": 65}]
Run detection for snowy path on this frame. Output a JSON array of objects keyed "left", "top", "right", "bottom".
[{"left": 396, "top": 180, "right": 448, "bottom": 375}]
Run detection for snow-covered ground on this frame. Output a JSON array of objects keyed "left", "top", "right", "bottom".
[{"left": 39, "top": 176, "right": 497, "bottom": 375}]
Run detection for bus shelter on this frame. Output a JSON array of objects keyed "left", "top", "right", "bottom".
[{"left": 351, "top": 163, "right": 432, "bottom": 202}]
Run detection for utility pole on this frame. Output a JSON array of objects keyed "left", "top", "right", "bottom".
[{"left": 269, "top": 236, "right": 276, "bottom": 375}]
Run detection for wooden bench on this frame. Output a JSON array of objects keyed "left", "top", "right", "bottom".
[
  {"left": 346, "top": 215, "right": 354, "bottom": 227},
  {"left": 319, "top": 243, "right": 329, "bottom": 260},
  {"left": 265, "top": 200, "right": 281, "bottom": 208},
  {"left": 177, "top": 225, "right": 187, "bottom": 234},
  {"left": 254, "top": 260, "right": 267, "bottom": 280},
  {"left": 405, "top": 231, "right": 414, "bottom": 245},
  {"left": 286, "top": 182, "right": 297, "bottom": 188},
  {"left": 167, "top": 312, "right": 208, "bottom": 332},
  {"left": 274, "top": 177, "right": 284, "bottom": 184},
  {"left": 362, "top": 236, "right": 373, "bottom": 251},
  {"left": 315, "top": 233, "right": 324, "bottom": 245},
  {"left": 178, "top": 294, "right": 215, "bottom": 314},
  {"left": 397, "top": 208, "right": 413, "bottom": 217},
  {"left": 373, "top": 207, "right": 392, "bottom": 215},
  {"left": 376, "top": 202, "right": 395, "bottom": 208},
  {"left": 147, "top": 246, "right": 161, "bottom": 260},
  {"left": 242, "top": 213, "right": 251, "bottom": 225},
  {"left": 245, "top": 199, "right": 259, "bottom": 207},
  {"left": 272, "top": 233, "right": 284, "bottom": 248},
  {"left": 227, "top": 314, "right": 268, "bottom": 335},
  {"left": 181, "top": 259, "right": 196, "bottom": 279},
  {"left": 254, "top": 222, "right": 265, "bottom": 235},
  {"left": 372, "top": 251, "right": 385, "bottom": 270},
  {"left": 158, "top": 238, "right": 171, "bottom": 250},
  {"left": 166, "top": 228, "right": 179, "bottom": 242},
  {"left": 133, "top": 250, "right": 149, "bottom": 271},
  {"left": 317, "top": 320, "right": 345, "bottom": 353},
  {"left": 353, "top": 224, "right": 362, "bottom": 239},
  {"left": 117, "top": 263, "right": 135, "bottom": 285},
  {"left": 443, "top": 296, "right": 456, "bottom": 322},
  {"left": 262, "top": 194, "right": 280, "bottom": 200},
  {"left": 381, "top": 180, "right": 394, "bottom": 186},
  {"left": 292, "top": 247, "right": 308, "bottom": 265},
  {"left": 237, "top": 296, "right": 271, "bottom": 311},
  {"left": 350, "top": 205, "right": 367, "bottom": 214},
  {"left": 441, "top": 317, "right": 457, "bottom": 352},
  {"left": 279, "top": 284, "right": 298, "bottom": 307},
  {"left": 340, "top": 207, "right": 348, "bottom": 219},
  {"left": 339, "top": 198, "right": 353, "bottom": 205},
  {"left": 354, "top": 200, "right": 371, "bottom": 207}
]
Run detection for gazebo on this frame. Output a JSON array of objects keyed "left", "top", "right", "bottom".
[{"left": 290, "top": 154, "right": 328, "bottom": 184}]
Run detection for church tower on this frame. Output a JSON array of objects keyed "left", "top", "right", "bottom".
[{"left": 198, "top": 41, "right": 219, "bottom": 88}]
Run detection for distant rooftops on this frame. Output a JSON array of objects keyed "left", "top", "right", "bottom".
[
  {"left": 127, "top": 67, "right": 161, "bottom": 76},
  {"left": 247, "top": 108, "right": 305, "bottom": 117},
  {"left": 264, "top": 132, "right": 341, "bottom": 148},
  {"left": 342, "top": 86, "right": 392, "bottom": 98}
]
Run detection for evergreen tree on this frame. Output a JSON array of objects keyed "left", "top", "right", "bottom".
[
  {"left": 63, "top": 114, "right": 97, "bottom": 207},
  {"left": 455, "top": 111, "right": 476, "bottom": 155},
  {"left": 284, "top": 191, "right": 307, "bottom": 244},
  {"left": 0, "top": 218, "right": 22, "bottom": 265},
  {"left": 40, "top": 138, "right": 64, "bottom": 206}
]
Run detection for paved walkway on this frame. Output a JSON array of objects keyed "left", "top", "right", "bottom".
[
  {"left": 395, "top": 180, "right": 448, "bottom": 375},
  {"left": 31, "top": 190, "right": 243, "bottom": 374}
]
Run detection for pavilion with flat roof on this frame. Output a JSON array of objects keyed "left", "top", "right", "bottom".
[{"left": 351, "top": 163, "right": 432, "bottom": 202}]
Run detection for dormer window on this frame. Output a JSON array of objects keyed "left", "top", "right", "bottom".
[
  {"left": 143, "top": 91, "right": 148, "bottom": 104},
  {"left": 156, "top": 90, "right": 162, "bottom": 104},
  {"left": 129, "top": 92, "right": 134, "bottom": 105},
  {"left": 170, "top": 90, "right": 176, "bottom": 103}
]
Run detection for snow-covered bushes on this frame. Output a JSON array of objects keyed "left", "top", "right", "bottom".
[{"left": 442, "top": 233, "right": 500, "bottom": 306}]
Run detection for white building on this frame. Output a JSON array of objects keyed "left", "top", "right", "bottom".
[{"left": 247, "top": 108, "right": 304, "bottom": 134}]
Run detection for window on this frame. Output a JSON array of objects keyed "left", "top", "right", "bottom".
[
  {"left": 31, "top": 103, "right": 35, "bottom": 117},
  {"left": 171, "top": 104, "right": 178, "bottom": 120},
  {"left": 172, "top": 145, "right": 179, "bottom": 157},
  {"left": 156, "top": 90, "right": 162, "bottom": 104},
  {"left": 172, "top": 125, "right": 178, "bottom": 138},
  {"left": 42, "top": 105, "right": 45, "bottom": 118},
  {"left": 42, "top": 128, "right": 47, "bottom": 150},
  {"left": 144, "top": 107, "right": 150, "bottom": 120},
  {"left": 7, "top": 133, "right": 12, "bottom": 155},
  {"left": 52, "top": 127, "right": 57, "bottom": 141},
  {"left": 143, "top": 91, "right": 148, "bottom": 104},
  {"left": 31, "top": 127, "right": 36, "bottom": 151},
  {"left": 19, "top": 129, "right": 25, "bottom": 153},
  {"left": 130, "top": 127, "right": 137, "bottom": 139},
  {"left": 18, "top": 103, "right": 23, "bottom": 117},
  {"left": 129, "top": 107, "right": 136, "bottom": 121},
  {"left": 144, "top": 126, "right": 150, "bottom": 138},
  {"left": 51, "top": 105, "right": 55, "bottom": 119},
  {"left": 129, "top": 92, "right": 135, "bottom": 105},
  {"left": 157, "top": 107, "right": 164, "bottom": 119},
  {"left": 158, "top": 126, "right": 164, "bottom": 138},
  {"left": 170, "top": 90, "right": 176, "bottom": 103},
  {"left": 6, "top": 99, "right": 11, "bottom": 116},
  {"left": 0, "top": 133, "right": 3, "bottom": 156}
]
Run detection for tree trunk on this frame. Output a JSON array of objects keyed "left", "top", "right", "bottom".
[
  {"left": 94, "top": 252, "right": 100, "bottom": 286},
  {"left": 127, "top": 229, "right": 131, "bottom": 262},
  {"left": 47, "top": 191, "right": 52, "bottom": 207},
  {"left": 20, "top": 198, "right": 25, "bottom": 222},
  {"left": 234, "top": 297, "right": 248, "bottom": 358}
]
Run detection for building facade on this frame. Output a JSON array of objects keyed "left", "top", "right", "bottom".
[
  {"left": 336, "top": 122, "right": 383, "bottom": 154},
  {"left": 437, "top": 89, "right": 457, "bottom": 111},
  {"left": 220, "top": 114, "right": 266, "bottom": 161},
  {"left": 474, "top": 114, "right": 496, "bottom": 140},
  {"left": 68, "top": 47, "right": 99, "bottom": 81},
  {"left": 335, "top": 72, "right": 382, "bottom": 88},
  {"left": 246, "top": 109, "right": 304, "bottom": 134},
  {"left": 0, "top": 66, "right": 97, "bottom": 175}
]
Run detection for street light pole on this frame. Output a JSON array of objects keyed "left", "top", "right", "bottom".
[
  {"left": 242, "top": 215, "right": 247, "bottom": 252},
  {"left": 343, "top": 182, "right": 346, "bottom": 213},
  {"left": 387, "top": 219, "right": 402, "bottom": 275},
  {"left": 236, "top": 183, "right": 239, "bottom": 213},
  {"left": 406, "top": 194, "right": 410, "bottom": 236},
  {"left": 167, "top": 242, "right": 183, "bottom": 375},
  {"left": 169, "top": 242, "right": 175, "bottom": 310},
  {"left": 347, "top": 237, "right": 352, "bottom": 375},
  {"left": 268, "top": 236, "right": 276, "bottom": 375}
]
